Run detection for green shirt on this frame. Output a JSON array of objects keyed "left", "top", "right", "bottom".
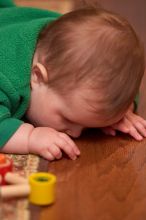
[{"left": 0, "top": 0, "right": 61, "bottom": 147}]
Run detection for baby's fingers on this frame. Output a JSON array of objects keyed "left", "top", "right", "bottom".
[
  {"left": 126, "top": 113, "right": 146, "bottom": 138},
  {"left": 41, "top": 151, "right": 55, "bottom": 161},
  {"left": 47, "top": 145, "right": 62, "bottom": 160},
  {"left": 59, "top": 132, "right": 80, "bottom": 156},
  {"left": 56, "top": 133, "right": 79, "bottom": 160},
  {"left": 113, "top": 118, "right": 143, "bottom": 141},
  {"left": 139, "top": 117, "right": 146, "bottom": 128},
  {"left": 127, "top": 126, "right": 143, "bottom": 141},
  {"left": 101, "top": 127, "right": 116, "bottom": 136},
  {"left": 130, "top": 121, "right": 146, "bottom": 138}
]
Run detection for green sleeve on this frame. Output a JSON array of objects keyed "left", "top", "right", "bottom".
[
  {"left": 134, "top": 94, "right": 139, "bottom": 112},
  {"left": 0, "top": 105, "right": 23, "bottom": 148},
  {"left": 0, "top": 0, "right": 15, "bottom": 8}
]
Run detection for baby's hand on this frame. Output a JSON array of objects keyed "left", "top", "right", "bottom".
[
  {"left": 28, "top": 127, "right": 80, "bottom": 161},
  {"left": 101, "top": 110, "right": 146, "bottom": 141}
]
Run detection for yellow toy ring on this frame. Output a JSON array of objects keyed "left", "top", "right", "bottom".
[{"left": 29, "top": 172, "right": 56, "bottom": 205}]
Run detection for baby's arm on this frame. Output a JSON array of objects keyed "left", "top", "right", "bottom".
[{"left": 1, "top": 123, "right": 80, "bottom": 161}]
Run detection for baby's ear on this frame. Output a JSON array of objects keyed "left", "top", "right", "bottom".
[{"left": 31, "top": 63, "right": 48, "bottom": 87}]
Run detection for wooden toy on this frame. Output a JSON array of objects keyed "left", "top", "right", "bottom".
[
  {"left": 0, "top": 154, "right": 13, "bottom": 185},
  {"left": 0, "top": 154, "right": 57, "bottom": 205}
]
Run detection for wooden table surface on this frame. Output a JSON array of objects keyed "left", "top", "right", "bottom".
[{"left": 14, "top": 1, "right": 146, "bottom": 219}]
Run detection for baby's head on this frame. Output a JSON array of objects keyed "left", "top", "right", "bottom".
[{"left": 28, "top": 8, "right": 145, "bottom": 137}]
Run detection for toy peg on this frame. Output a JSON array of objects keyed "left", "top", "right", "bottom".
[
  {"left": 0, "top": 184, "right": 30, "bottom": 198},
  {"left": 2, "top": 172, "right": 28, "bottom": 185}
]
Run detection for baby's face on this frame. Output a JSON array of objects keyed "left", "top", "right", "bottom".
[{"left": 26, "top": 86, "right": 124, "bottom": 138}]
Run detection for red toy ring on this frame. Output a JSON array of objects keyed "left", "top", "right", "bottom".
[{"left": 0, "top": 154, "right": 13, "bottom": 185}]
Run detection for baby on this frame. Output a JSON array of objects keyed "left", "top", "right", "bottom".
[{"left": 0, "top": 0, "right": 146, "bottom": 161}]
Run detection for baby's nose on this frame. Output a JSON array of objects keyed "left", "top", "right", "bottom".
[{"left": 66, "top": 127, "right": 83, "bottom": 138}]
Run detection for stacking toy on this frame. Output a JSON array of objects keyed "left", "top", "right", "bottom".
[
  {"left": 0, "top": 154, "right": 13, "bottom": 185},
  {"left": 0, "top": 154, "right": 57, "bottom": 205}
]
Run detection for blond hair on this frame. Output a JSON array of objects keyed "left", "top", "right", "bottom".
[{"left": 36, "top": 8, "right": 145, "bottom": 120}]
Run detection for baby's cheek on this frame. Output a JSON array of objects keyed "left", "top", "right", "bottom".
[{"left": 45, "top": 116, "right": 68, "bottom": 131}]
